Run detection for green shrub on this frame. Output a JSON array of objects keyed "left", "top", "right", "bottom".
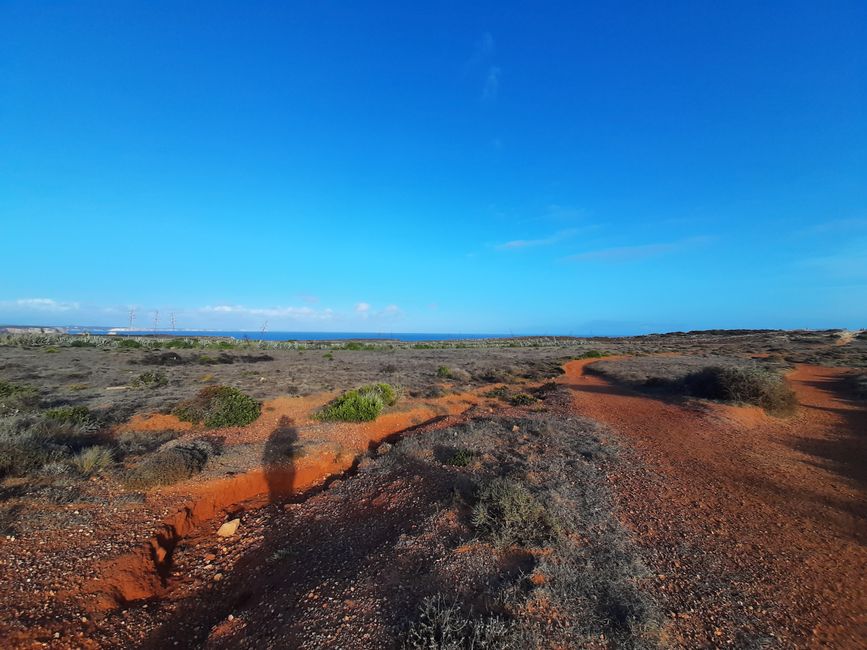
[
  {"left": 323, "top": 352, "right": 334, "bottom": 360},
  {"left": 0, "top": 380, "right": 39, "bottom": 415},
  {"left": 483, "top": 386, "right": 509, "bottom": 400},
  {"left": 124, "top": 440, "right": 215, "bottom": 488},
  {"left": 343, "top": 341, "right": 376, "bottom": 351},
  {"left": 508, "top": 393, "right": 536, "bottom": 406},
  {"left": 316, "top": 383, "right": 398, "bottom": 422},
  {"left": 70, "top": 339, "right": 96, "bottom": 348},
  {"left": 173, "top": 386, "right": 261, "bottom": 428},
  {"left": 73, "top": 445, "right": 114, "bottom": 476},
  {"left": 44, "top": 405, "right": 95, "bottom": 427},
  {"left": 436, "top": 366, "right": 453, "bottom": 378},
  {"left": 164, "top": 339, "right": 196, "bottom": 349},
  {"left": 472, "top": 477, "right": 558, "bottom": 546},
  {"left": 576, "top": 349, "right": 610, "bottom": 359},
  {"left": 117, "top": 338, "right": 143, "bottom": 349},
  {"left": 684, "top": 366, "right": 797, "bottom": 415},
  {"left": 445, "top": 448, "right": 474, "bottom": 467},
  {"left": 131, "top": 370, "right": 168, "bottom": 389}
]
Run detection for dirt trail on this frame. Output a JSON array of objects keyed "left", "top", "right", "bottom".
[
  {"left": 558, "top": 359, "right": 867, "bottom": 647},
  {"left": 85, "top": 388, "right": 488, "bottom": 611}
]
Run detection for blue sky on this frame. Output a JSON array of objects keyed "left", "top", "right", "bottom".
[{"left": 1, "top": 1, "right": 865, "bottom": 334}]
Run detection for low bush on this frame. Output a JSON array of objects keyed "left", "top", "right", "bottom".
[
  {"left": 472, "top": 477, "right": 558, "bottom": 546},
  {"left": 316, "top": 383, "right": 398, "bottom": 422},
  {"left": 0, "top": 380, "right": 39, "bottom": 415},
  {"left": 436, "top": 366, "right": 453, "bottom": 378},
  {"left": 445, "top": 448, "right": 474, "bottom": 467},
  {"left": 576, "top": 349, "right": 610, "bottom": 359},
  {"left": 508, "top": 393, "right": 537, "bottom": 406},
  {"left": 164, "top": 339, "right": 196, "bottom": 349},
  {"left": 116, "top": 430, "right": 179, "bottom": 456},
  {"left": 44, "top": 405, "right": 96, "bottom": 427},
  {"left": 73, "top": 445, "right": 114, "bottom": 476},
  {"left": 173, "top": 386, "right": 261, "bottom": 428},
  {"left": 117, "top": 338, "right": 143, "bottom": 349},
  {"left": 131, "top": 370, "right": 168, "bottom": 389},
  {"left": 124, "top": 439, "right": 217, "bottom": 488},
  {"left": 405, "top": 594, "right": 510, "bottom": 649},
  {"left": 0, "top": 415, "right": 101, "bottom": 477},
  {"left": 684, "top": 366, "right": 797, "bottom": 415}
]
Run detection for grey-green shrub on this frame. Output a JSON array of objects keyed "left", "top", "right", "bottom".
[{"left": 316, "top": 383, "right": 397, "bottom": 422}]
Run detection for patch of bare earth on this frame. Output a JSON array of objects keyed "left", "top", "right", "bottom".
[{"left": 559, "top": 358, "right": 867, "bottom": 647}]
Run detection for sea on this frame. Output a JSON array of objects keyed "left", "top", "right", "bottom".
[{"left": 63, "top": 327, "right": 508, "bottom": 342}]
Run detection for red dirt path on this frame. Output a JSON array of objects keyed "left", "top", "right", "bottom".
[{"left": 559, "top": 359, "right": 867, "bottom": 647}]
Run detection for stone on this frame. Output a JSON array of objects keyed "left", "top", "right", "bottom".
[{"left": 216, "top": 519, "right": 240, "bottom": 538}]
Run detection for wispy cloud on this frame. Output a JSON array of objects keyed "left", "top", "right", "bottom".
[
  {"left": 465, "top": 32, "right": 501, "bottom": 102},
  {"left": 466, "top": 32, "right": 494, "bottom": 69},
  {"left": 482, "top": 66, "right": 501, "bottom": 101},
  {"left": 496, "top": 228, "right": 579, "bottom": 251},
  {"left": 566, "top": 236, "right": 711, "bottom": 263},
  {"left": 2, "top": 298, "right": 80, "bottom": 312},
  {"left": 200, "top": 304, "right": 335, "bottom": 320}
]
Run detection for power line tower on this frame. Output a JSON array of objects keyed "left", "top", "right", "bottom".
[
  {"left": 153, "top": 310, "right": 159, "bottom": 332},
  {"left": 170, "top": 312, "right": 176, "bottom": 331},
  {"left": 128, "top": 308, "right": 136, "bottom": 331},
  {"left": 261, "top": 321, "right": 268, "bottom": 336}
]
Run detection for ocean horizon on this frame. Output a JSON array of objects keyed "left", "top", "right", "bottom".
[{"left": 61, "top": 327, "right": 514, "bottom": 342}]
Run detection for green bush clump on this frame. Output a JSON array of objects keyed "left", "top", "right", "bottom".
[
  {"left": 316, "top": 383, "right": 398, "bottom": 422},
  {"left": 44, "top": 405, "right": 95, "bottom": 426},
  {"left": 164, "top": 339, "right": 196, "bottom": 349},
  {"left": 0, "top": 380, "right": 39, "bottom": 415},
  {"left": 508, "top": 393, "right": 537, "bottom": 406},
  {"left": 70, "top": 339, "right": 97, "bottom": 348},
  {"left": 117, "top": 338, "right": 143, "bottom": 349},
  {"left": 124, "top": 439, "right": 216, "bottom": 488},
  {"left": 436, "top": 366, "right": 453, "bottom": 378},
  {"left": 684, "top": 366, "right": 797, "bottom": 415},
  {"left": 472, "top": 477, "right": 558, "bottom": 546},
  {"left": 173, "top": 386, "right": 261, "bottom": 428},
  {"left": 576, "top": 349, "right": 610, "bottom": 359},
  {"left": 131, "top": 370, "right": 168, "bottom": 389},
  {"left": 445, "top": 448, "right": 474, "bottom": 467}
]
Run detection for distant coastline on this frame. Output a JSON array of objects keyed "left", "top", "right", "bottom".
[{"left": 0, "top": 325, "right": 508, "bottom": 343}]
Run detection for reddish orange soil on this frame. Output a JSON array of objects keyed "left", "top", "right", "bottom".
[
  {"left": 84, "top": 388, "right": 488, "bottom": 612},
  {"left": 559, "top": 359, "right": 867, "bottom": 647}
]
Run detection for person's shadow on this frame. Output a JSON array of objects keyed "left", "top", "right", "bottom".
[{"left": 262, "top": 415, "right": 299, "bottom": 501}]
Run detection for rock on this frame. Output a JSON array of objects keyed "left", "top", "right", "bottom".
[
  {"left": 216, "top": 519, "right": 240, "bottom": 538},
  {"left": 512, "top": 425, "right": 520, "bottom": 432},
  {"left": 204, "top": 553, "right": 216, "bottom": 562},
  {"left": 214, "top": 573, "right": 224, "bottom": 581}
]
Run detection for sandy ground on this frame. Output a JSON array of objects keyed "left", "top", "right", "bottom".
[{"left": 559, "top": 359, "right": 867, "bottom": 647}]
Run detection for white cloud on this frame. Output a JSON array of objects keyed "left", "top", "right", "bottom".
[
  {"left": 3, "top": 298, "right": 80, "bottom": 312},
  {"left": 199, "top": 304, "right": 335, "bottom": 320}
]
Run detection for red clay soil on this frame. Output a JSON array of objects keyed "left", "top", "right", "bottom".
[{"left": 559, "top": 359, "right": 867, "bottom": 647}]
